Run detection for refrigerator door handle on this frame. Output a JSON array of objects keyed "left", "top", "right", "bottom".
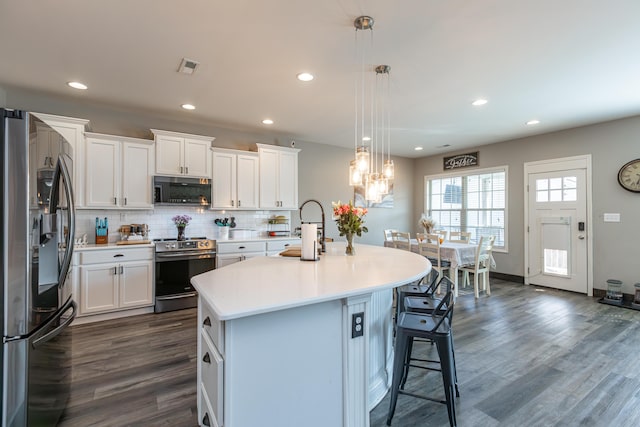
[
  {"left": 50, "top": 155, "right": 76, "bottom": 287},
  {"left": 32, "top": 299, "right": 77, "bottom": 349}
]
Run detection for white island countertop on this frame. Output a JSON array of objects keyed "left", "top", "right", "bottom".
[{"left": 191, "top": 242, "right": 430, "bottom": 321}]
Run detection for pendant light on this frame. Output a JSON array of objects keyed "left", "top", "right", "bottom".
[{"left": 348, "top": 16, "right": 395, "bottom": 201}]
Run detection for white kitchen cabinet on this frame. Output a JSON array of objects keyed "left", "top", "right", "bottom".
[
  {"left": 212, "top": 148, "right": 259, "bottom": 209},
  {"left": 32, "top": 112, "right": 90, "bottom": 206},
  {"left": 77, "top": 247, "right": 154, "bottom": 316},
  {"left": 216, "top": 241, "right": 266, "bottom": 268},
  {"left": 84, "top": 133, "right": 154, "bottom": 209},
  {"left": 151, "top": 129, "right": 214, "bottom": 178},
  {"left": 35, "top": 125, "right": 63, "bottom": 169},
  {"left": 198, "top": 298, "right": 225, "bottom": 427},
  {"left": 257, "top": 143, "right": 300, "bottom": 209}
]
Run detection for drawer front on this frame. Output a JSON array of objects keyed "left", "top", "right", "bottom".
[
  {"left": 201, "top": 332, "right": 224, "bottom": 427},
  {"left": 216, "top": 241, "right": 265, "bottom": 254},
  {"left": 201, "top": 299, "right": 225, "bottom": 354},
  {"left": 80, "top": 248, "right": 153, "bottom": 264},
  {"left": 200, "top": 384, "right": 221, "bottom": 427},
  {"left": 266, "top": 239, "right": 300, "bottom": 252}
]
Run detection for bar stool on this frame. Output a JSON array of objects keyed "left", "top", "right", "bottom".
[
  {"left": 394, "top": 270, "right": 439, "bottom": 321},
  {"left": 387, "top": 290, "right": 457, "bottom": 427},
  {"left": 403, "top": 277, "right": 459, "bottom": 397}
]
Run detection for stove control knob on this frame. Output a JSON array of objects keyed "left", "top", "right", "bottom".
[
  {"left": 165, "top": 243, "right": 171, "bottom": 249},
  {"left": 171, "top": 243, "right": 177, "bottom": 249}
]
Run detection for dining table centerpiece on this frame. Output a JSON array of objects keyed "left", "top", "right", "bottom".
[
  {"left": 419, "top": 214, "right": 436, "bottom": 234},
  {"left": 172, "top": 214, "right": 192, "bottom": 241},
  {"left": 332, "top": 200, "right": 368, "bottom": 255}
]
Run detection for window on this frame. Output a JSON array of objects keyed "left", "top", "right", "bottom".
[{"left": 424, "top": 167, "right": 507, "bottom": 250}]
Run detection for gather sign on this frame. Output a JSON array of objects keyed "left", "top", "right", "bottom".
[{"left": 443, "top": 152, "right": 478, "bottom": 170}]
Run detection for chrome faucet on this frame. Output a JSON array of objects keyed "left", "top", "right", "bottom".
[{"left": 299, "top": 199, "right": 326, "bottom": 253}]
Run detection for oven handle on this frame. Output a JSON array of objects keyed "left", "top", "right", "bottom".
[
  {"left": 156, "top": 293, "right": 198, "bottom": 300},
  {"left": 155, "top": 251, "right": 216, "bottom": 261}
]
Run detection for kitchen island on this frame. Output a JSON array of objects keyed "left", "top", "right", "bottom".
[{"left": 191, "top": 242, "right": 431, "bottom": 427}]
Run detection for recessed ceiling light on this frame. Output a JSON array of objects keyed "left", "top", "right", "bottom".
[
  {"left": 181, "top": 104, "right": 196, "bottom": 110},
  {"left": 67, "top": 81, "right": 87, "bottom": 90},
  {"left": 472, "top": 99, "right": 488, "bottom": 106},
  {"left": 362, "top": 136, "right": 371, "bottom": 142},
  {"left": 526, "top": 119, "right": 540, "bottom": 126},
  {"left": 414, "top": 146, "right": 423, "bottom": 151},
  {"left": 262, "top": 119, "right": 274, "bottom": 125},
  {"left": 297, "top": 72, "right": 314, "bottom": 82}
]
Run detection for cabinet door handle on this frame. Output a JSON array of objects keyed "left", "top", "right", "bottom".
[
  {"left": 124, "top": 197, "right": 127, "bottom": 205},
  {"left": 113, "top": 267, "right": 118, "bottom": 275},
  {"left": 202, "top": 352, "right": 211, "bottom": 364},
  {"left": 44, "top": 156, "right": 49, "bottom": 167},
  {"left": 113, "top": 197, "right": 117, "bottom": 205},
  {"left": 185, "top": 166, "right": 189, "bottom": 174},
  {"left": 202, "top": 413, "right": 211, "bottom": 427},
  {"left": 238, "top": 200, "right": 241, "bottom": 207},
  {"left": 203, "top": 316, "right": 211, "bottom": 327},
  {"left": 238, "top": 246, "right": 246, "bottom": 249},
  {"left": 50, "top": 157, "right": 54, "bottom": 167},
  {"left": 119, "top": 265, "right": 124, "bottom": 275},
  {"left": 231, "top": 200, "right": 234, "bottom": 207},
  {"left": 180, "top": 166, "right": 184, "bottom": 174},
  {"left": 114, "top": 254, "right": 124, "bottom": 258}
]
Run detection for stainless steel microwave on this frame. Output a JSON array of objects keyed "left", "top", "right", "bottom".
[{"left": 153, "top": 176, "right": 211, "bottom": 206}]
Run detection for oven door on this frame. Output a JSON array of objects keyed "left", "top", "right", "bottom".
[{"left": 155, "top": 252, "right": 216, "bottom": 297}]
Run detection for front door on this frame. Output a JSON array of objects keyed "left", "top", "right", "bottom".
[{"left": 525, "top": 157, "right": 591, "bottom": 294}]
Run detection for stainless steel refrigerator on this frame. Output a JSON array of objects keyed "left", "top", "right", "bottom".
[{"left": 1, "top": 109, "right": 78, "bottom": 426}]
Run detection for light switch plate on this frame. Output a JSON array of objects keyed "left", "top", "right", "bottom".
[{"left": 603, "top": 213, "right": 621, "bottom": 222}]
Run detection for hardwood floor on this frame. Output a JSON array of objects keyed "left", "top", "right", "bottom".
[{"left": 59, "top": 280, "right": 640, "bottom": 427}]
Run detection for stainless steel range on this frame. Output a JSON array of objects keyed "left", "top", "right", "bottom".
[{"left": 154, "top": 237, "right": 216, "bottom": 313}]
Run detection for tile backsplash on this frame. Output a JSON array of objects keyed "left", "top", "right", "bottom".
[{"left": 76, "top": 207, "right": 293, "bottom": 243}]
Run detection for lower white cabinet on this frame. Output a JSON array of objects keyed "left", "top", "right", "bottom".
[
  {"left": 77, "top": 247, "right": 154, "bottom": 316},
  {"left": 266, "top": 239, "right": 300, "bottom": 256},
  {"left": 199, "top": 298, "right": 224, "bottom": 427},
  {"left": 216, "top": 241, "right": 266, "bottom": 268}
]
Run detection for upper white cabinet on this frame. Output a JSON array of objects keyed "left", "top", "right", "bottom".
[
  {"left": 32, "top": 112, "right": 90, "bottom": 206},
  {"left": 151, "top": 129, "right": 214, "bottom": 178},
  {"left": 212, "top": 148, "right": 259, "bottom": 209},
  {"left": 84, "top": 132, "right": 154, "bottom": 209},
  {"left": 257, "top": 144, "right": 300, "bottom": 209}
]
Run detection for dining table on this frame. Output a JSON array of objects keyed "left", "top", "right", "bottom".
[{"left": 383, "top": 239, "right": 496, "bottom": 296}]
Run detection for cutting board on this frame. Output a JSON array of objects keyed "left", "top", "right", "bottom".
[
  {"left": 116, "top": 240, "right": 151, "bottom": 245},
  {"left": 279, "top": 247, "right": 302, "bottom": 257}
]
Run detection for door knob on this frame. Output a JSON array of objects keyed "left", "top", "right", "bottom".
[{"left": 578, "top": 235, "right": 585, "bottom": 240}]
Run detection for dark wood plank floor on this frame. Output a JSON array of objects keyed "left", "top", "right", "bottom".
[{"left": 59, "top": 280, "right": 640, "bottom": 427}]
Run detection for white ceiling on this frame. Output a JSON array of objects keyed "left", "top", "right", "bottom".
[{"left": 1, "top": 0, "right": 639, "bottom": 158}]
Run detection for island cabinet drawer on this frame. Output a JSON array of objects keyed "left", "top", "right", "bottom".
[
  {"left": 266, "top": 239, "right": 300, "bottom": 252},
  {"left": 216, "top": 241, "right": 265, "bottom": 254},
  {"left": 201, "top": 331, "right": 224, "bottom": 427},
  {"left": 79, "top": 248, "right": 153, "bottom": 264},
  {"left": 201, "top": 299, "right": 225, "bottom": 354}
]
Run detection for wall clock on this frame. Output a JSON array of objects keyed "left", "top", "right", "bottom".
[{"left": 617, "top": 159, "right": 640, "bottom": 193}]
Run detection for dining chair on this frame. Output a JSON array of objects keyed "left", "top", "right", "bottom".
[
  {"left": 460, "top": 235, "right": 496, "bottom": 298},
  {"left": 434, "top": 230, "right": 448, "bottom": 242},
  {"left": 448, "top": 231, "right": 471, "bottom": 243},
  {"left": 384, "top": 229, "right": 397, "bottom": 242},
  {"left": 391, "top": 231, "right": 412, "bottom": 251},
  {"left": 418, "top": 234, "right": 451, "bottom": 281}
]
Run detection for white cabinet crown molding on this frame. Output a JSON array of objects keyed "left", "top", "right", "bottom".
[
  {"left": 85, "top": 131, "right": 153, "bottom": 145},
  {"left": 150, "top": 128, "right": 215, "bottom": 143}
]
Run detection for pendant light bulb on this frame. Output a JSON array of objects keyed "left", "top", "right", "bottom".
[
  {"left": 349, "top": 160, "right": 363, "bottom": 186},
  {"left": 383, "top": 159, "right": 394, "bottom": 180}
]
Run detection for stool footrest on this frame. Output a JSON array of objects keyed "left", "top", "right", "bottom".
[{"left": 398, "top": 389, "right": 447, "bottom": 405}]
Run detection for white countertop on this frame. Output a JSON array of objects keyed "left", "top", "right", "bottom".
[
  {"left": 73, "top": 242, "right": 154, "bottom": 251},
  {"left": 191, "top": 242, "right": 431, "bottom": 321}
]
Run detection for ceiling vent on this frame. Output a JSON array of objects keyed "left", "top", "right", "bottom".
[{"left": 177, "top": 58, "right": 200, "bottom": 75}]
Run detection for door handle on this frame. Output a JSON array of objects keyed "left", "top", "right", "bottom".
[
  {"left": 203, "top": 316, "right": 211, "bottom": 327},
  {"left": 203, "top": 352, "right": 211, "bottom": 364}
]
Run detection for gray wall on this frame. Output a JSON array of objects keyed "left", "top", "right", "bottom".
[
  {"left": 2, "top": 85, "right": 413, "bottom": 247},
  {"left": 414, "top": 116, "right": 640, "bottom": 293}
]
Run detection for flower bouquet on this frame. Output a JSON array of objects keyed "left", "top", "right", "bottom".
[
  {"left": 172, "top": 214, "right": 192, "bottom": 241},
  {"left": 332, "top": 200, "right": 368, "bottom": 255},
  {"left": 419, "top": 214, "right": 436, "bottom": 234}
]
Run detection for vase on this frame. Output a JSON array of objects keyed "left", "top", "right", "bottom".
[
  {"left": 345, "top": 232, "right": 355, "bottom": 256},
  {"left": 177, "top": 225, "right": 186, "bottom": 241}
]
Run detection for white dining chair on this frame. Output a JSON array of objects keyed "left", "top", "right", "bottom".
[
  {"left": 391, "top": 231, "right": 412, "bottom": 251},
  {"left": 460, "top": 235, "right": 496, "bottom": 298},
  {"left": 418, "top": 233, "right": 452, "bottom": 284},
  {"left": 384, "top": 229, "right": 397, "bottom": 242},
  {"left": 449, "top": 231, "right": 471, "bottom": 243}
]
